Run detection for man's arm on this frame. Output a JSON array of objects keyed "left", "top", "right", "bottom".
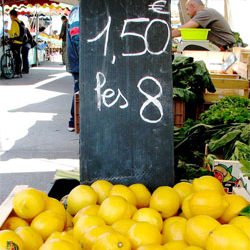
[{"left": 172, "top": 19, "right": 200, "bottom": 38}]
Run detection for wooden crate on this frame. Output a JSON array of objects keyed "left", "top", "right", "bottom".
[
  {"left": 235, "top": 61, "right": 250, "bottom": 80},
  {"left": 173, "top": 99, "right": 185, "bottom": 127},
  {"left": 204, "top": 77, "right": 249, "bottom": 103}
]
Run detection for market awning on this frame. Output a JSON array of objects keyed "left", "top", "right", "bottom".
[{"left": 1, "top": 0, "right": 78, "bottom": 6}]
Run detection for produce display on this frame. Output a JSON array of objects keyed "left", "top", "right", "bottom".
[
  {"left": 174, "top": 96, "right": 250, "bottom": 180},
  {"left": 0, "top": 176, "right": 250, "bottom": 249}
]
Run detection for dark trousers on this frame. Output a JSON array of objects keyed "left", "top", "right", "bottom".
[
  {"left": 69, "top": 73, "right": 79, "bottom": 127},
  {"left": 21, "top": 45, "right": 30, "bottom": 73},
  {"left": 10, "top": 43, "right": 22, "bottom": 74}
]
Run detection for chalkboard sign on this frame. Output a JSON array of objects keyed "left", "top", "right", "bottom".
[{"left": 79, "top": 0, "right": 174, "bottom": 189}]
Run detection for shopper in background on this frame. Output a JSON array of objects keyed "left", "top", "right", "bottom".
[
  {"left": 5, "top": 9, "right": 23, "bottom": 76},
  {"left": 21, "top": 27, "right": 34, "bottom": 74},
  {"left": 172, "top": 0, "right": 235, "bottom": 50},
  {"left": 66, "top": 6, "right": 79, "bottom": 132},
  {"left": 59, "top": 15, "right": 68, "bottom": 65}
]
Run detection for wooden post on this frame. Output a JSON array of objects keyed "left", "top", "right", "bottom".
[{"left": 79, "top": 0, "right": 174, "bottom": 189}]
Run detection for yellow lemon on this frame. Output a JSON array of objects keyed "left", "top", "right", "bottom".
[
  {"left": 184, "top": 215, "right": 221, "bottom": 248},
  {"left": 173, "top": 181, "right": 193, "bottom": 203},
  {"left": 163, "top": 240, "right": 188, "bottom": 250},
  {"left": 137, "top": 244, "right": 166, "bottom": 250},
  {"left": 82, "top": 225, "right": 114, "bottom": 250},
  {"left": 98, "top": 196, "right": 131, "bottom": 225},
  {"left": 128, "top": 221, "right": 162, "bottom": 248},
  {"left": 45, "top": 197, "right": 67, "bottom": 223},
  {"left": 46, "top": 231, "right": 82, "bottom": 250},
  {"left": 73, "top": 214, "right": 106, "bottom": 241},
  {"left": 206, "top": 224, "right": 250, "bottom": 250},
  {"left": 39, "top": 238, "right": 74, "bottom": 250},
  {"left": 92, "top": 231, "right": 131, "bottom": 250},
  {"left": 67, "top": 185, "right": 98, "bottom": 216},
  {"left": 218, "top": 194, "right": 249, "bottom": 223},
  {"left": 30, "top": 210, "right": 65, "bottom": 240},
  {"left": 13, "top": 187, "right": 46, "bottom": 220},
  {"left": 188, "top": 190, "right": 228, "bottom": 219},
  {"left": 181, "top": 194, "right": 193, "bottom": 219},
  {"left": 132, "top": 207, "right": 163, "bottom": 231},
  {"left": 162, "top": 216, "right": 187, "bottom": 243},
  {"left": 229, "top": 216, "right": 250, "bottom": 240},
  {"left": 72, "top": 204, "right": 100, "bottom": 224},
  {"left": 129, "top": 183, "right": 151, "bottom": 208},
  {"left": 15, "top": 226, "right": 44, "bottom": 250},
  {"left": 91, "top": 179, "right": 113, "bottom": 204},
  {"left": 1, "top": 216, "right": 29, "bottom": 230},
  {"left": 149, "top": 186, "right": 180, "bottom": 218},
  {"left": 64, "top": 211, "right": 73, "bottom": 230},
  {"left": 184, "top": 246, "right": 204, "bottom": 250},
  {"left": 0, "top": 229, "right": 24, "bottom": 250},
  {"left": 110, "top": 184, "right": 137, "bottom": 205},
  {"left": 112, "top": 219, "right": 136, "bottom": 236},
  {"left": 192, "top": 175, "right": 225, "bottom": 195}
]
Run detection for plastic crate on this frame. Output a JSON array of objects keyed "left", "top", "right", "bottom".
[
  {"left": 179, "top": 28, "right": 210, "bottom": 40},
  {"left": 173, "top": 99, "right": 185, "bottom": 127}
]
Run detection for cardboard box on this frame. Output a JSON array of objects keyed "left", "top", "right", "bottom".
[
  {"left": 234, "top": 61, "right": 250, "bottom": 80},
  {"left": 239, "top": 172, "right": 250, "bottom": 195}
]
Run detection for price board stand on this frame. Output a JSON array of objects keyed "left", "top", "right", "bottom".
[{"left": 79, "top": 0, "right": 174, "bottom": 190}]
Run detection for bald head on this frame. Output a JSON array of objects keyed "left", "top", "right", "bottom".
[{"left": 186, "top": 0, "right": 205, "bottom": 17}]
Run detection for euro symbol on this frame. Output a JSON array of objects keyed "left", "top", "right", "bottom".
[{"left": 148, "top": 0, "right": 170, "bottom": 15}]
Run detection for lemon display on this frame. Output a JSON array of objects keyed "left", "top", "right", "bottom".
[
  {"left": 13, "top": 187, "right": 47, "bottom": 220},
  {"left": 173, "top": 181, "right": 193, "bottom": 203},
  {"left": 129, "top": 183, "right": 151, "bottom": 208},
  {"left": 162, "top": 216, "right": 187, "bottom": 243},
  {"left": 184, "top": 246, "right": 204, "bottom": 250},
  {"left": 91, "top": 179, "right": 113, "bottom": 204},
  {"left": 150, "top": 186, "right": 180, "bottom": 218},
  {"left": 206, "top": 224, "right": 250, "bottom": 250},
  {"left": 109, "top": 184, "right": 137, "bottom": 206},
  {"left": 92, "top": 231, "right": 131, "bottom": 250},
  {"left": 15, "top": 226, "right": 44, "bottom": 250},
  {"left": 128, "top": 221, "right": 162, "bottom": 248},
  {"left": 184, "top": 215, "right": 220, "bottom": 248},
  {"left": 218, "top": 194, "right": 249, "bottom": 223},
  {"left": 67, "top": 185, "right": 98, "bottom": 216},
  {"left": 30, "top": 210, "right": 65, "bottom": 240},
  {"left": 1, "top": 216, "right": 29, "bottom": 230},
  {"left": 0, "top": 229, "right": 24, "bottom": 250},
  {"left": 132, "top": 207, "right": 163, "bottom": 231},
  {"left": 192, "top": 175, "right": 225, "bottom": 195},
  {"left": 98, "top": 196, "right": 131, "bottom": 225}
]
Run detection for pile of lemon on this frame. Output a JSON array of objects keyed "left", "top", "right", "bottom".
[{"left": 0, "top": 175, "right": 250, "bottom": 250}]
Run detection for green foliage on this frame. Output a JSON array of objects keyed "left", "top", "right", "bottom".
[
  {"left": 174, "top": 96, "right": 250, "bottom": 181},
  {"left": 172, "top": 56, "right": 215, "bottom": 103},
  {"left": 200, "top": 96, "right": 250, "bottom": 124}
]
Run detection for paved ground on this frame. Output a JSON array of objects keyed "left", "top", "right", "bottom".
[{"left": 0, "top": 61, "right": 79, "bottom": 202}]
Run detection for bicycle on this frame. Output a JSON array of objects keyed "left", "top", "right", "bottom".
[{"left": 1, "top": 40, "right": 15, "bottom": 79}]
